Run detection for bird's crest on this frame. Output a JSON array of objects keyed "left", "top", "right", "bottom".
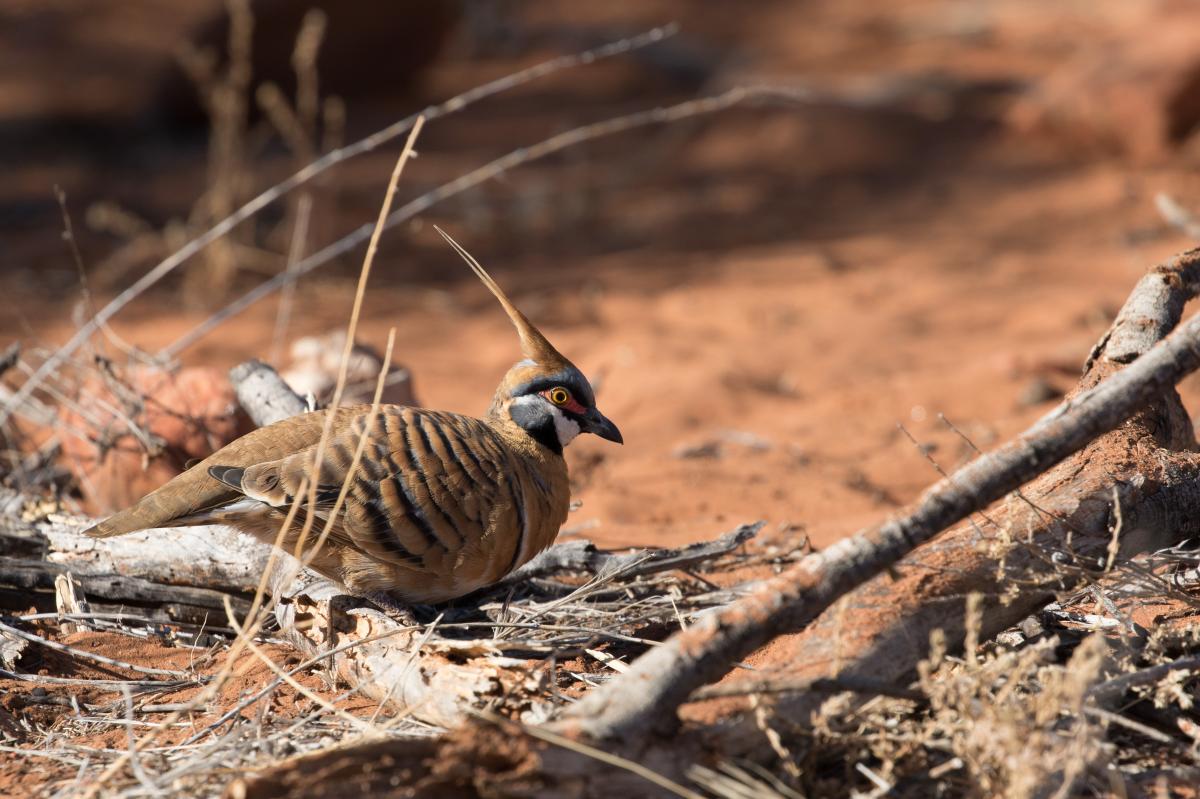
[{"left": 435, "top": 226, "right": 573, "bottom": 372}]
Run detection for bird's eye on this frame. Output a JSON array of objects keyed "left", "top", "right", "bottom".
[{"left": 547, "top": 387, "right": 571, "bottom": 406}]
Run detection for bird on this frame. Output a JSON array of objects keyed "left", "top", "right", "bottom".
[{"left": 84, "top": 231, "right": 623, "bottom": 603}]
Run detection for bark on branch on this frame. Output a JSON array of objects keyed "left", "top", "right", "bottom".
[{"left": 229, "top": 360, "right": 308, "bottom": 426}]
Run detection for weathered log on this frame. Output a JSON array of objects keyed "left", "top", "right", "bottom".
[
  {"left": 44, "top": 523, "right": 270, "bottom": 595},
  {"left": 0, "top": 557, "right": 253, "bottom": 621}
]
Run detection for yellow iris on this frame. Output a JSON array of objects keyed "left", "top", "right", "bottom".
[{"left": 548, "top": 387, "right": 571, "bottom": 406}]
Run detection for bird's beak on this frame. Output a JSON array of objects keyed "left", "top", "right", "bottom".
[{"left": 582, "top": 407, "right": 623, "bottom": 444}]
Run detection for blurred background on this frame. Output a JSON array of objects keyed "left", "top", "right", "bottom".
[{"left": 4, "top": 0, "right": 1200, "bottom": 551}]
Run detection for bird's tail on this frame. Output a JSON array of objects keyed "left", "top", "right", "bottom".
[
  {"left": 83, "top": 464, "right": 239, "bottom": 538},
  {"left": 84, "top": 509, "right": 219, "bottom": 538}
]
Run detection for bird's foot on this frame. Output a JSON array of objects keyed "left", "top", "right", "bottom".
[{"left": 364, "top": 591, "right": 420, "bottom": 624}]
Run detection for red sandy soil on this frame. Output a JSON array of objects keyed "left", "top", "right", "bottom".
[{"left": 5, "top": 0, "right": 1200, "bottom": 794}]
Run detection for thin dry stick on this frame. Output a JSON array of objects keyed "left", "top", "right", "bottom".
[
  {"left": 162, "top": 85, "right": 805, "bottom": 357},
  {"left": 562, "top": 307, "right": 1200, "bottom": 740},
  {"left": 0, "top": 24, "right": 677, "bottom": 425},
  {"left": 309, "top": 327, "right": 399, "bottom": 563},
  {"left": 0, "top": 670, "right": 196, "bottom": 691},
  {"left": 121, "top": 684, "right": 160, "bottom": 795},
  {"left": 1082, "top": 705, "right": 1179, "bottom": 747},
  {"left": 291, "top": 117, "right": 422, "bottom": 571},
  {"left": 268, "top": 192, "right": 313, "bottom": 363},
  {"left": 1156, "top": 193, "right": 1200, "bottom": 240},
  {"left": 1089, "top": 654, "right": 1200, "bottom": 708},
  {"left": 55, "top": 187, "right": 141, "bottom": 361}
]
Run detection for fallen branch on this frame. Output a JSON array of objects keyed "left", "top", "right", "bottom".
[
  {"left": 1090, "top": 654, "right": 1200, "bottom": 708},
  {"left": 498, "top": 522, "right": 762, "bottom": 587},
  {"left": 43, "top": 523, "right": 269, "bottom": 595},
  {"left": 558, "top": 248, "right": 1200, "bottom": 741},
  {"left": 0, "top": 558, "right": 253, "bottom": 623},
  {"left": 230, "top": 360, "right": 308, "bottom": 426}
]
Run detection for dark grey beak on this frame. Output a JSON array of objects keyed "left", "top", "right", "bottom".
[{"left": 582, "top": 408, "right": 623, "bottom": 444}]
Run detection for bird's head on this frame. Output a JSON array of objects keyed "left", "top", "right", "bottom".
[{"left": 437, "top": 227, "right": 623, "bottom": 455}]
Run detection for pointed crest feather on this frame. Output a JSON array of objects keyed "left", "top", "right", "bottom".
[{"left": 435, "top": 225, "right": 571, "bottom": 369}]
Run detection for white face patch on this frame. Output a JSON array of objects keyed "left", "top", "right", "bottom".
[
  {"left": 510, "top": 394, "right": 582, "bottom": 448},
  {"left": 549, "top": 404, "right": 582, "bottom": 447}
]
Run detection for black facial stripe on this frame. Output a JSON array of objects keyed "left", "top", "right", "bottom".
[{"left": 509, "top": 399, "right": 563, "bottom": 456}]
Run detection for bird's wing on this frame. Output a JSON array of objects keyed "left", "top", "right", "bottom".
[
  {"left": 302, "top": 408, "right": 523, "bottom": 576},
  {"left": 84, "top": 408, "right": 359, "bottom": 537}
]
